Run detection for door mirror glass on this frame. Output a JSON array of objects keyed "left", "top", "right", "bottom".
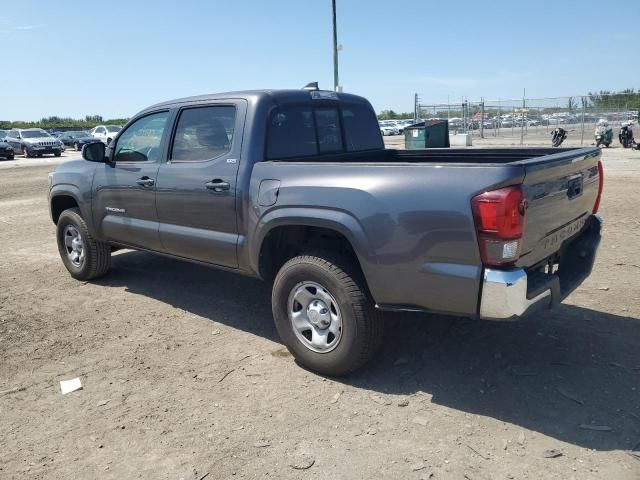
[{"left": 82, "top": 142, "right": 106, "bottom": 162}]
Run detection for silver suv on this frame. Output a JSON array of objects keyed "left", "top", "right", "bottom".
[{"left": 4, "top": 128, "right": 64, "bottom": 157}]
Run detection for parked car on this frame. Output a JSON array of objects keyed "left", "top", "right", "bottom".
[
  {"left": 59, "top": 131, "right": 103, "bottom": 151},
  {"left": 378, "top": 121, "right": 399, "bottom": 135},
  {"left": 4, "top": 128, "right": 64, "bottom": 157},
  {"left": 0, "top": 129, "right": 8, "bottom": 140},
  {"left": 390, "top": 121, "right": 406, "bottom": 134},
  {"left": 90, "top": 125, "right": 122, "bottom": 144},
  {"left": 380, "top": 125, "right": 397, "bottom": 136},
  {"left": 48, "top": 87, "right": 603, "bottom": 376},
  {"left": 0, "top": 138, "right": 14, "bottom": 160}
]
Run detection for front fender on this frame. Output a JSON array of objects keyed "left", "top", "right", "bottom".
[{"left": 49, "top": 185, "right": 93, "bottom": 231}]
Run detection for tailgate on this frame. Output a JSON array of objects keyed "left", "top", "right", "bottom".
[{"left": 517, "top": 148, "right": 601, "bottom": 268}]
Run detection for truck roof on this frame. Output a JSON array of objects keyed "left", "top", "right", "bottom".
[{"left": 143, "top": 89, "right": 370, "bottom": 113}]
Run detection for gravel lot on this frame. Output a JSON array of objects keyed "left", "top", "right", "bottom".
[{"left": 1, "top": 146, "right": 639, "bottom": 479}]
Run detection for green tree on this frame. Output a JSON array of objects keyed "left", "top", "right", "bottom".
[{"left": 377, "top": 110, "right": 414, "bottom": 120}]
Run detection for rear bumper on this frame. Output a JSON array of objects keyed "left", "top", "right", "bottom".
[{"left": 479, "top": 215, "right": 602, "bottom": 321}]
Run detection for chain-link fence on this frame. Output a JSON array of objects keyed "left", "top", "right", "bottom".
[{"left": 416, "top": 92, "right": 640, "bottom": 147}]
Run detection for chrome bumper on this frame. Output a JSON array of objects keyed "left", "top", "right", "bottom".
[
  {"left": 479, "top": 215, "right": 602, "bottom": 321},
  {"left": 479, "top": 268, "right": 552, "bottom": 320}
]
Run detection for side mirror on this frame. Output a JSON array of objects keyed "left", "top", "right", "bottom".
[{"left": 82, "top": 142, "right": 106, "bottom": 163}]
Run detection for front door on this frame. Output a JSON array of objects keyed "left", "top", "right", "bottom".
[
  {"left": 92, "top": 111, "right": 171, "bottom": 250},
  {"left": 6, "top": 130, "right": 20, "bottom": 153},
  {"left": 155, "top": 102, "right": 245, "bottom": 267}
]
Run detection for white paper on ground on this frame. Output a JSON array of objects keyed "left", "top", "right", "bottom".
[{"left": 60, "top": 377, "right": 82, "bottom": 395}]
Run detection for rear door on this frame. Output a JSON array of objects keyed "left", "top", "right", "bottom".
[
  {"left": 517, "top": 148, "right": 601, "bottom": 267},
  {"left": 92, "top": 111, "right": 171, "bottom": 250},
  {"left": 155, "top": 101, "right": 245, "bottom": 267}
]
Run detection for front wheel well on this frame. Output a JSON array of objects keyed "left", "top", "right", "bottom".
[
  {"left": 51, "top": 195, "right": 79, "bottom": 224},
  {"left": 258, "top": 225, "right": 366, "bottom": 284}
]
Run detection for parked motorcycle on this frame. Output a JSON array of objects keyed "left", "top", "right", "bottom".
[
  {"left": 551, "top": 127, "right": 567, "bottom": 147},
  {"left": 595, "top": 120, "right": 613, "bottom": 147},
  {"left": 619, "top": 122, "right": 637, "bottom": 148}
]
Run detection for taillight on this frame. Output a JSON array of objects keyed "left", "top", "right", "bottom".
[
  {"left": 592, "top": 160, "right": 604, "bottom": 214},
  {"left": 472, "top": 185, "right": 525, "bottom": 266}
]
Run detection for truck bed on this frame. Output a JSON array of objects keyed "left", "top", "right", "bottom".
[
  {"left": 256, "top": 146, "right": 601, "bottom": 315},
  {"left": 267, "top": 147, "right": 594, "bottom": 165}
]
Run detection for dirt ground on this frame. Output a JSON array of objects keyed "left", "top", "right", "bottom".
[{"left": 1, "top": 147, "right": 639, "bottom": 480}]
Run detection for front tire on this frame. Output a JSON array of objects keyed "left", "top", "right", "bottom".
[
  {"left": 272, "top": 253, "right": 383, "bottom": 376},
  {"left": 56, "top": 208, "right": 111, "bottom": 281},
  {"left": 22, "top": 146, "right": 30, "bottom": 158},
  {"left": 74, "top": 143, "right": 81, "bottom": 151}
]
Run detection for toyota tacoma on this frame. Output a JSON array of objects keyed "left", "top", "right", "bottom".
[{"left": 48, "top": 86, "right": 603, "bottom": 375}]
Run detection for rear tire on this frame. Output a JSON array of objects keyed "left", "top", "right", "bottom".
[
  {"left": 272, "top": 253, "right": 383, "bottom": 376},
  {"left": 56, "top": 208, "right": 111, "bottom": 281}
]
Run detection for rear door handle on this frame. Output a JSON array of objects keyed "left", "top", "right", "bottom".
[
  {"left": 205, "top": 179, "right": 230, "bottom": 192},
  {"left": 136, "top": 177, "right": 155, "bottom": 187}
]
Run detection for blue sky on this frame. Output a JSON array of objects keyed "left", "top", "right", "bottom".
[{"left": 0, "top": 0, "right": 637, "bottom": 120}]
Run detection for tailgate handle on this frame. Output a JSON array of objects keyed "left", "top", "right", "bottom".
[{"left": 567, "top": 176, "right": 583, "bottom": 199}]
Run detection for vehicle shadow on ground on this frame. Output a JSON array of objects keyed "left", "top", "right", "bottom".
[{"left": 99, "top": 250, "right": 640, "bottom": 452}]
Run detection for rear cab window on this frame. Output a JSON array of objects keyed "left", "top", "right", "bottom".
[
  {"left": 171, "top": 105, "right": 236, "bottom": 162},
  {"left": 265, "top": 99, "right": 383, "bottom": 160}
]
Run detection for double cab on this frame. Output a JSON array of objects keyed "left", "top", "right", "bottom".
[{"left": 48, "top": 87, "right": 603, "bottom": 375}]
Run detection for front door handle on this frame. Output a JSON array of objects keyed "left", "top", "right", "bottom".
[
  {"left": 136, "top": 177, "right": 155, "bottom": 187},
  {"left": 205, "top": 179, "right": 230, "bottom": 192}
]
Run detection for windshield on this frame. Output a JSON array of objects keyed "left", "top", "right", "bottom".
[
  {"left": 106, "top": 126, "right": 121, "bottom": 133},
  {"left": 22, "top": 130, "right": 50, "bottom": 138}
]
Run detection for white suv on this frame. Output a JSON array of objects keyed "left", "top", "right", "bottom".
[{"left": 90, "top": 125, "right": 122, "bottom": 145}]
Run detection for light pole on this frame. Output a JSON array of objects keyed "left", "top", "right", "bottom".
[{"left": 332, "top": 0, "right": 339, "bottom": 91}]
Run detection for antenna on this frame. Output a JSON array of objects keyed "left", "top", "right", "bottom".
[{"left": 303, "top": 82, "right": 319, "bottom": 91}]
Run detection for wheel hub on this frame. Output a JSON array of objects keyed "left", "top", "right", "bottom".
[
  {"left": 63, "top": 225, "right": 85, "bottom": 267},
  {"left": 288, "top": 281, "right": 343, "bottom": 353},
  {"left": 307, "top": 299, "right": 331, "bottom": 329}
]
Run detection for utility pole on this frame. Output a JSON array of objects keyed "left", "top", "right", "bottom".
[
  {"left": 480, "top": 98, "right": 485, "bottom": 139},
  {"left": 414, "top": 93, "right": 418, "bottom": 122},
  {"left": 580, "top": 96, "right": 586, "bottom": 145},
  {"left": 332, "top": 0, "right": 339, "bottom": 91},
  {"left": 520, "top": 88, "right": 525, "bottom": 145}
]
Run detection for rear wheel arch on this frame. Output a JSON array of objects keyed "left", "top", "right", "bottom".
[{"left": 257, "top": 223, "right": 371, "bottom": 292}]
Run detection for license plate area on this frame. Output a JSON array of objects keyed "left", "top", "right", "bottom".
[{"left": 567, "top": 175, "right": 583, "bottom": 199}]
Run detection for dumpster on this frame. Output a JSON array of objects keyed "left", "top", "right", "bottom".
[{"left": 404, "top": 120, "right": 450, "bottom": 149}]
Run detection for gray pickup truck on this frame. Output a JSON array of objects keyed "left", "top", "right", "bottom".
[{"left": 48, "top": 87, "right": 603, "bottom": 375}]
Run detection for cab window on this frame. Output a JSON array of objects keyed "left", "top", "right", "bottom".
[
  {"left": 113, "top": 112, "right": 169, "bottom": 163},
  {"left": 171, "top": 106, "right": 236, "bottom": 162},
  {"left": 266, "top": 105, "right": 317, "bottom": 159}
]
